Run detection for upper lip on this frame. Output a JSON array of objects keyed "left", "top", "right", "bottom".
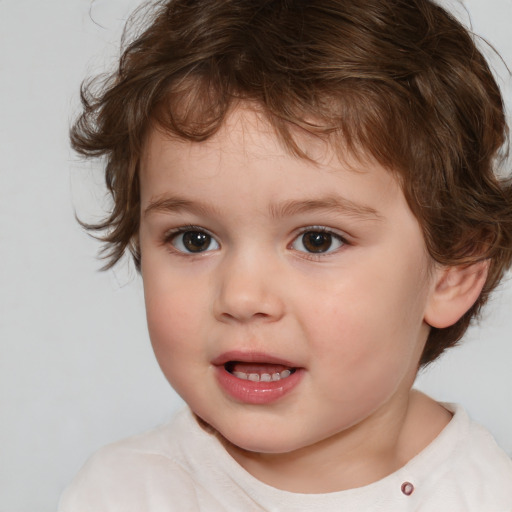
[{"left": 211, "top": 350, "right": 300, "bottom": 368}]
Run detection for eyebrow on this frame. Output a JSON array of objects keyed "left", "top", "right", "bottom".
[
  {"left": 144, "top": 197, "right": 221, "bottom": 218},
  {"left": 144, "top": 195, "right": 382, "bottom": 221},
  {"left": 269, "top": 197, "right": 383, "bottom": 221}
]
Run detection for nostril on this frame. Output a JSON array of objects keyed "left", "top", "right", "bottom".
[{"left": 219, "top": 309, "right": 273, "bottom": 322}]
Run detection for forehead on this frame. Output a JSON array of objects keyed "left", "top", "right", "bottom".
[
  {"left": 139, "top": 106, "right": 404, "bottom": 216},
  {"left": 142, "top": 106, "right": 391, "bottom": 177}
]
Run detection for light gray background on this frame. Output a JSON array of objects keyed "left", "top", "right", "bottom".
[{"left": 1, "top": 1, "right": 511, "bottom": 511}]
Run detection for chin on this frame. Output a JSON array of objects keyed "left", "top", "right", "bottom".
[{"left": 215, "top": 421, "right": 315, "bottom": 455}]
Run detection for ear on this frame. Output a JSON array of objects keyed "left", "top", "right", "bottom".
[{"left": 424, "top": 260, "right": 489, "bottom": 328}]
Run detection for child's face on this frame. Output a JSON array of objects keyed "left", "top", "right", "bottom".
[{"left": 139, "top": 107, "right": 437, "bottom": 456}]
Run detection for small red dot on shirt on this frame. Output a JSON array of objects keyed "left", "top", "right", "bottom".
[{"left": 401, "top": 482, "right": 414, "bottom": 496}]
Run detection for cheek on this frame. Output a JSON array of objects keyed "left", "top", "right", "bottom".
[
  {"left": 302, "top": 294, "right": 418, "bottom": 420},
  {"left": 143, "top": 271, "right": 207, "bottom": 373},
  {"left": 144, "top": 291, "right": 210, "bottom": 404},
  {"left": 298, "top": 263, "right": 428, "bottom": 379}
]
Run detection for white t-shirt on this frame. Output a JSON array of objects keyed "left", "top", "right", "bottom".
[{"left": 59, "top": 404, "right": 512, "bottom": 511}]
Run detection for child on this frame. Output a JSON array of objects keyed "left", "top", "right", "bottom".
[{"left": 59, "top": 0, "right": 512, "bottom": 510}]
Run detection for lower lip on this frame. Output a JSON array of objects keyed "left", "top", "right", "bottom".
[{"left": 215, "top": 366, "right": 303, "bottom": 405}]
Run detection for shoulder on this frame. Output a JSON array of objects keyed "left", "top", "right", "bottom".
[
  {"left": 448, "top": 405, "right": 512, "bottom": 495},
  {"left": 440, "top": 404, "right": 512, "bottom": 478},
  {"left": 408, "top": 403, "right": 512, "bottom": 511},
  {"left": 58, "top": 409, "right": 213, "bottom": 512}
]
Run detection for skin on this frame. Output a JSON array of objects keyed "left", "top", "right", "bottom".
[{"left": 138, "top": 107, "right": 453, "bottom": 493}]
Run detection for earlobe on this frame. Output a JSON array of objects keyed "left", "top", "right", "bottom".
[{"left": 424, "top": 260, "right": 489, "bottom": 328}]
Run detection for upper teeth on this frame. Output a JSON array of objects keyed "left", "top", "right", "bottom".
[{"left": 232, "top": 370, "right": 292, "bottom": 382}]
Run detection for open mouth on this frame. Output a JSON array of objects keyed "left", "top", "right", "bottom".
[
  {"left": 215, "top": 354, "right": 303, "bottom": 403},
  {"left": 224, "top": 361, "right": 297, "bottom": 382}
]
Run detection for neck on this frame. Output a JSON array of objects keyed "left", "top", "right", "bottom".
[{"left": 222, "top": 390, "right": 451, "bottom": 493}]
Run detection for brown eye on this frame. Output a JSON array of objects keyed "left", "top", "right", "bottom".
[
  {"left": 292, "top": 230, "right": 344, "bottom": 254},
  {"left": 171, "top": 230, "right": 219, "bottom": 253},
  {"left": 302, "top": 232, "right": 333, "bottom": 252}
]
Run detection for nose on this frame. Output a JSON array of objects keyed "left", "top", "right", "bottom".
[{"left": 213, "top": 251, "right": 285, "bottom": 324}]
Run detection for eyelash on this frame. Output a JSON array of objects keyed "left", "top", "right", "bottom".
[{"left": 162, "top": 225, "right": 349, "bottom": 257}]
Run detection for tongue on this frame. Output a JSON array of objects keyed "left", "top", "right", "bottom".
[{"left": 230, "top": 362, "right": 292, "bottom": 375}]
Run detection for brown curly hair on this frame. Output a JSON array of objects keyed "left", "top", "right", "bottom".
[{"left": 71, "top": 0, "right": 512, "bottom": 365}]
